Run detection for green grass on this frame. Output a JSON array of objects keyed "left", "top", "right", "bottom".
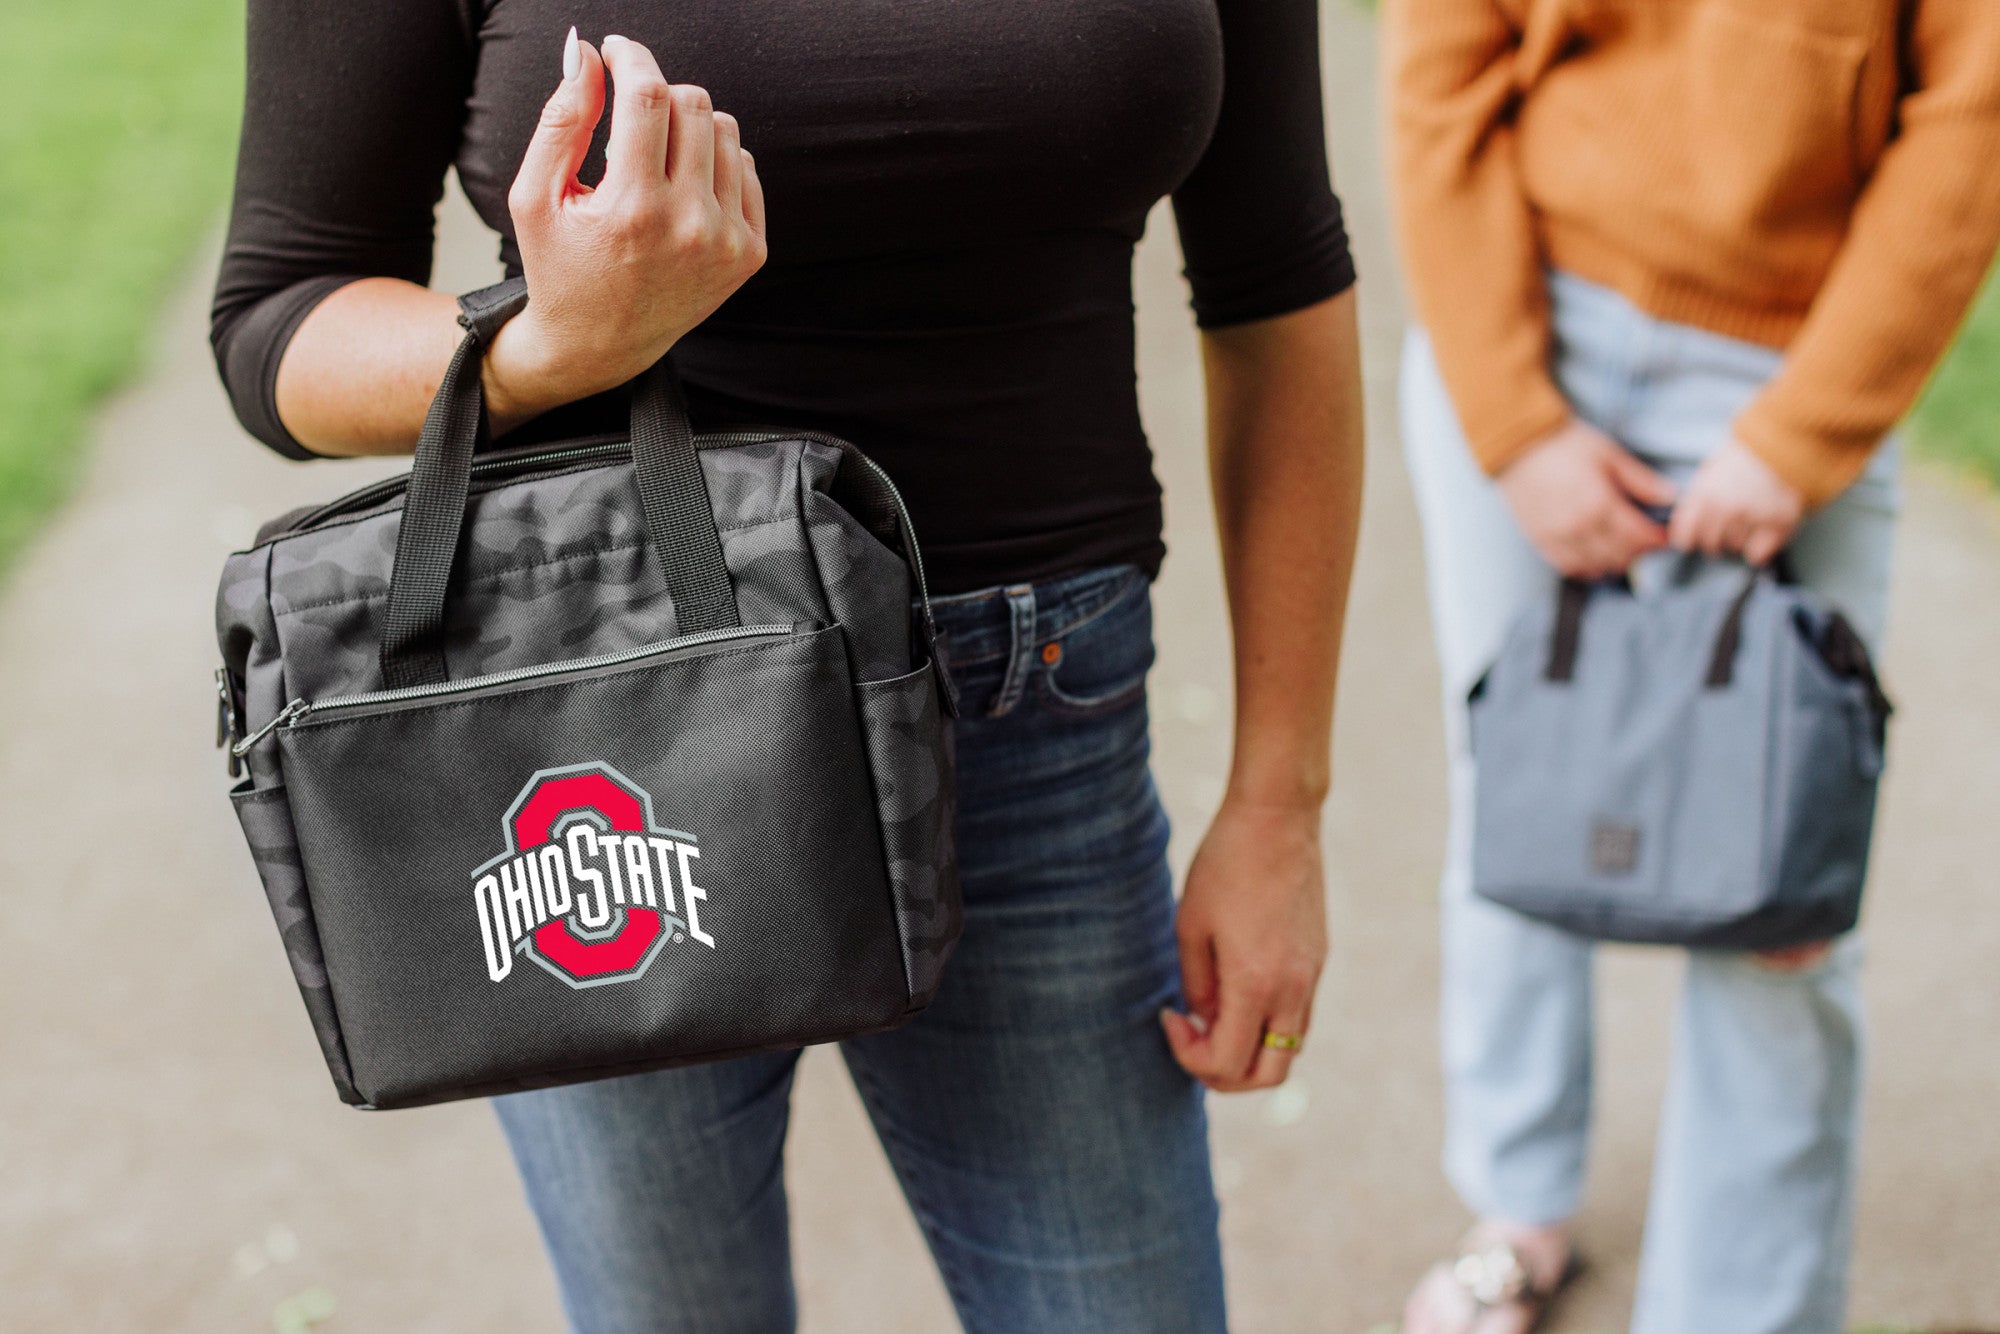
[
  {"left": 1911, "top": 259, "right": 2000, "bottom": 488},
  {"left": 0, "top": 1, "right": 245, "bottom": 573}
]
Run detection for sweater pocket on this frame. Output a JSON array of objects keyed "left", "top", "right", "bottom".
[{"left": 1686, "top": 6, "right": 1867, "bottom": 241}]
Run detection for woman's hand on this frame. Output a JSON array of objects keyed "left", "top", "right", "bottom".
[
  {"left": 1162, "top": 799, "right": 1328, "bottom": 1092},
  {"left": 483, "top": 32, "right": 768, "bottom": 434},
  {"left": 1667, "top": 438, "right": 1805, "bottom": 566},
  {"left": 1497, "top": 418, "right": 1677, "bottom": 578}
]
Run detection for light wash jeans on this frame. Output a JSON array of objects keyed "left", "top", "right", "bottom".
[
  {"left": 493, "top": 565, "right": 1228, "bottom": 1334},
  {"left": 1401, "top": 272, "right": 1900, "bottom": 1334}
]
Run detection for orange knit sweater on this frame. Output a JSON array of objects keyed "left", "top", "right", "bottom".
[{"left": 1384, "top": 0, "right": 2000, "bottom": 505}]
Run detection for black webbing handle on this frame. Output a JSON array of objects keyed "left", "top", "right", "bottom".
[
  {"left": 630, "top": 363, "right": 741, "bottom": 636},
  {"left": 1543, "top": 560, "right": 1789, "bottom": 692},
  {"left": 379, "top": 330, "right": 488, "bottom": 689},
  {"left": 1543, "top": 578, "right": 1594, "bottom": 683},
  {"left": 1704, "top": 565, "right": 1767, "bottom": 689},
  {"left": 379, "top": 283, "right": 738, "bottom": 688}
]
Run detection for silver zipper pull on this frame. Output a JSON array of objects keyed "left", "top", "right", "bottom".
[
  {"left": 230, "top": 698, "right": 310, "bottom": 760},
  {"left": 214, "top": 668, "right": 236, "bottom": 749},
  {"left": 216, "top": 668, "right": 244, "bottom": 778}
]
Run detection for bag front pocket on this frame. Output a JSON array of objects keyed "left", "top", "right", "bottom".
[{"left": 270, "top": 623, "right": 905, "bottom": 1108}]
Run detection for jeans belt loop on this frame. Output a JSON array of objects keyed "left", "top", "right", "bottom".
[{"left": 987, "top": 584, "right": 1039, "bottom": 718}]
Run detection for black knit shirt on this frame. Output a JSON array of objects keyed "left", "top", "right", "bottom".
[{"left": 211, "top": 0, "right": 1355, "bottom": 591}]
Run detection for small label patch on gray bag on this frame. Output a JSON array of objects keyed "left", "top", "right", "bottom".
[{"left": 1589, "top": 820, "right": 1641, "bottom": 875}]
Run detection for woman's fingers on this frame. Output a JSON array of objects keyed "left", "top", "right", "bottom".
[
  {"left": 1743, "top": 522, "right": 1786, "bottom": 568},
  {"left": 599, "top": 36, "right": 674, "bottom": 193},
  {"left": 1162, "top": 928, "right": 1217, "bottom": 1078},
  {"left": 511, "top": 29, "right": 606, "bottom": 217},
  {"left": 1160, "top": 1007, "right": 1203, "bottom": 1070},
  {"left": 496, "top": 30, "right": 762, "bottom": 422},
  {"left": 1605, "top": 447, "right": 1679, "bottom": 509},
  {"left": 1193, "top": 994, "right": 1264, "bottom": 1090},
  {"left": 1178, "top": 927, "right": 1220, "bottom": 1028},
  {"left": 1723, "top": 512, "right": 1756, "bottom": 558},
  {"left": 1162, "top": 953, "right": 1286, "bottom": 1091},
  {"left": 1246, "top": 986, "right": 1313, "bottom": 1088},
  {"left": 1754, "top": 939, "right": 1835, "bottom": 972},
  {"left": 1665, "top": 496, "right": 1697, "bottom": 551},
  {"left": 741, "top": 151, "right": 766, "bottom": 234},
  {"left": 1669, "top": 493, "right": 1715, "bottom": 555},
  {"left": 668, "top": 84, "right": 717, "bottom": 190},
  {"left": 1606, "top": 498, "right": 1667, "bottom": 566},
  {"left": 712, "top": 113, "right": 744, "bottom": 217}
]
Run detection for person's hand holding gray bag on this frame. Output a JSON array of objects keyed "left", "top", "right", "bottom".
[
  {"left": 214, "top": 277, "right": 963, "bottom": 1110},
  {"left": 1468, "top": 556, "right": 1892, "bottom": 949}
]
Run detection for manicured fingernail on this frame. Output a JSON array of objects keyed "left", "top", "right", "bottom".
[
  {"left": 561, "top": 26, "right": 579, "bottom": 81},
  {"left": 603, "top": 33, "right": 626, "bottom": 45}
]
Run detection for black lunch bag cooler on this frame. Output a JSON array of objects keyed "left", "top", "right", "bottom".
[{"left": 216, "top": 280, "right": 963, "bottom": 1109}]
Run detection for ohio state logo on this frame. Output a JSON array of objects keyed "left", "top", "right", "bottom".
[{"left": 472, "top": 763, "right": 715, "bottom": 989}]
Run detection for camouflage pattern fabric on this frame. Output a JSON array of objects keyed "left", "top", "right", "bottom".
[
  {"left": 856, "top": 661, "right": 963, "bottom": 1007},
  {"left": 230, "top": 784, "right": 362, "bottom": 1104},
  {"left": 218, "top": 439, "right": 913, "bottom": 710}
]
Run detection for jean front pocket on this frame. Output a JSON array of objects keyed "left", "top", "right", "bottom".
[{"left": 1037, "top": 571, "right": 1156, "bottom": 719}]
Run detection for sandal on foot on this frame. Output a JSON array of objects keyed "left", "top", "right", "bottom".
[{"left": 1403, "top": 1229, "right": 1584, "bottom": 1334}]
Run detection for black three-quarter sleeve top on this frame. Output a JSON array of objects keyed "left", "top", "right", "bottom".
[{"left": 211, "top": 0, "right": 1355, "bottom": 593}]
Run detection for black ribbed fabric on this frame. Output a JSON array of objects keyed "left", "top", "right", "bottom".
[{"left": 210, "top": 0, "right": 1356, "bottom": 593}]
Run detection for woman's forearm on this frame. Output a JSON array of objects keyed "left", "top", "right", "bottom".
[
  {"left": 271, "top": 276, "right": 585, "bottom": 455},
  {"left": 1163, "top": 290, "right": 1361, "bottom": 1092},
  {"left": 1199, "top": 290, "right": 1365, "bottom": 811},
  {"left": 273, "top": 278, "right": 465, "bottom": 456}
]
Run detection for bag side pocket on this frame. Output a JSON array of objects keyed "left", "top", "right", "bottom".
[
  {"left": 230, "top": 783, "right": 364, "bottom": 1105},
  {"left": 856, "top": 659, "right": 962, "bottom": 1010},
  {"left": 1765, "top": 614, "right": 1878, "bottom": 938}
]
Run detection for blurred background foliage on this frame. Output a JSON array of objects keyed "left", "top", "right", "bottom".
[
  {"left": 1912, "top": 263, "right": 2000, "bottom": 487},
  {"left": 0, "top": 1, "right": 244, "bottom": 573}
]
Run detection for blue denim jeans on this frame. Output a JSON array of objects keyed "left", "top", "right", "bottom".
[
  {"left": 494, "top": 564, "right": 1227, "bottom": 1334},
  {"left": 1402, "top": 272, "right": 1900, "bottom": 1334}
]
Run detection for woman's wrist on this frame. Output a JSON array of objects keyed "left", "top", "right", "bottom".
[
  {"left": 481, "top": 310, "right": 588, "bottom": 438},
  {"left": 1220, "top": 769, "right": 1329, "bottom": 820},
  {"left": 1223, "top": 718, "right": 1332, "bottom": 816}
]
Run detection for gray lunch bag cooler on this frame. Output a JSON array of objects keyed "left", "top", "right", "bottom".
[
  {"left": 1469, "top": 563, "right": 1892, "bottom": 949},
  {"left": 215, "top": 279, "right": 962, "bottom": 1109}
]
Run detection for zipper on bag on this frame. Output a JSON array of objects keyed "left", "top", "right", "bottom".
[{"left": 229, "top": 622, "right": 796, "bottom": 760}]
